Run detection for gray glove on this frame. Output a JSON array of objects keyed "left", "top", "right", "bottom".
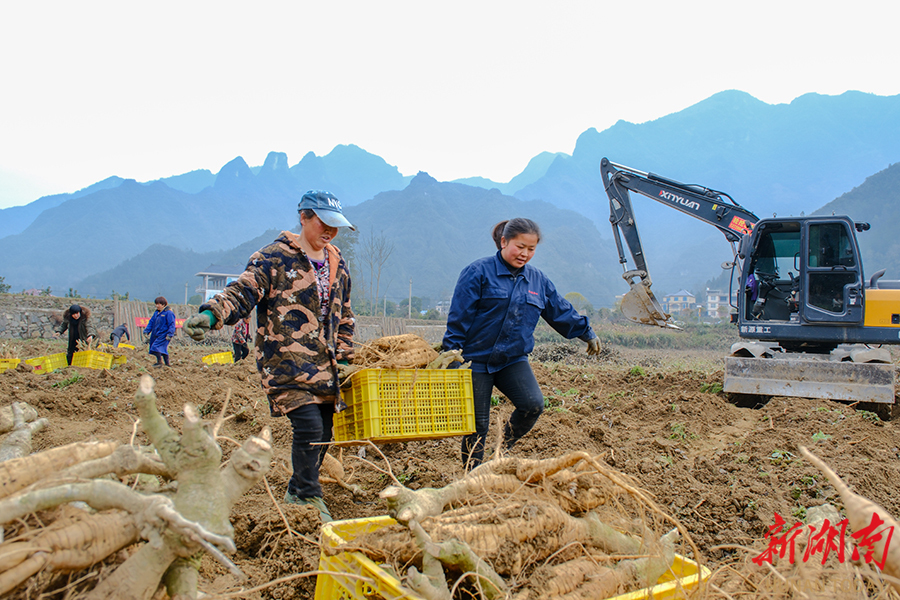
[
  {"left": 586, "top": 337, "right": 601, "bottom": 356},
  {"left": 337, "top": 363, "right": 362, "bottom": 385},
  {"left": 183, "top": 311, "right": 215, "bottom": 342}
]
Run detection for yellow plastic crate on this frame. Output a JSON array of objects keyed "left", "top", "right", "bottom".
[
  {"left": 610, "top": 555, "right": 711, "bottom": 600},
  {"left": 100, "top": 342, "right": 135, "bottom": 350},
  {"left": 316, "top": 516, "right": 711, "bottom": 600},
  {"left": 112, "top": 355, "right": 127, "bottom": 366},
  {"left": 334, "top": 368, "right": 475, "bottom": 443},
  {"left": 26, "top": 353, "right": 68, "bottom": 374},
  {"left": 72, "top": 350, "right": 114, "bottom": 370},
  {"left": 0, "top": 359, "right": 21, "bottom": 373},
  {"left": 316, "top": 516, "right": 425, "bottom": 600},
  {"left": 201, "top": 351, "right": 234, "bottom": 365},
  {"left": 24, "top": 356, "right": 45, "bottom": 370}
]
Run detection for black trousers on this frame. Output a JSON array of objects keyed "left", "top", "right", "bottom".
[
  {"left": 286, "top": 403, "right": 334, "bottom": 499},
  {"left": 461, "top": 360, "right": 544, "bottom": 470},
  {"left": 233, "top": 342, "right": 249, "bottom": 362},
  {"left": 150, "top": 351, "right": 169, "bottom": 365}
]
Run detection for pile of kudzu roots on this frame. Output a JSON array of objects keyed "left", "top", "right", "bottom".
[
  {"left": 0, "top": 376, "right": 272, "bottom": 600},
  {"left": 353, "top": 334, "right": 467, "bottom": 370},
  {"left": 328, "top": 450, "right": 699, "bottom": 600}
]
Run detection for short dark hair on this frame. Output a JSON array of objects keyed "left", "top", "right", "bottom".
[
  {"left": 299, "top": 208, "right": 317, "bottom": 220},
  {"left": 491, "top": 218, "right": 542, "bottom": 250},
  {"left": 154, "top": 296, "right": 167, "bottom": 305}
]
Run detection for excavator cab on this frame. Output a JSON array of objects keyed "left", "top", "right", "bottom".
[{"left": 740, "top": 217, "right": 864, "bottom": 331}]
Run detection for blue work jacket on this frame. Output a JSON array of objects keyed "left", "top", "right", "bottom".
[
  {"left": 443, "top": 252, "right": 596, "bottom": 373},
  {"left": 145, "top": 307, "right": 176, "bottom": 354}
]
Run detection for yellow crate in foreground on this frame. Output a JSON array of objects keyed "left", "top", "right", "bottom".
[
  {"left": 201, "top": 351, "right": 234, "bottom": 365},
  {"left": 316, "top": 516, "right": 711, "bottom": 600},
  {"left": 610, "top": 555, "right": 711, "bottom": 600},
  {"left": 72, "top": 351, "right": 114, "bottom": 370},
  {"left": 334, "top": 368, "right": 474, "bottom": 443},
  {"left": 26, "top": 353, "right": 68, "bottom": 374},
  {"left": 0, "top": 359, "right": 21, "bottom": 373},
  {"left": 316, "top": 516, "right": 424, "bottom": 600}
]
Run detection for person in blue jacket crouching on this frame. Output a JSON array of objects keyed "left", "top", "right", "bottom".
[{"left": 443, "top": 218, "right": 601, "bottom": 470}]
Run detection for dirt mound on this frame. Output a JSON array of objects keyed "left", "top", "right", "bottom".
[
  {"left": 529, "top": 341, "right": 623, "bottom": 365},
  {"left": 2, "top": 337, "right": 899, "bottom": 598}
]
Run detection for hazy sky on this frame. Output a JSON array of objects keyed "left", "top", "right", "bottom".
[{"left": 1, "top": 1, "right": 897, "bottom": 209}]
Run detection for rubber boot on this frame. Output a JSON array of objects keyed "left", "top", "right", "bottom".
[{"left": 284, "top": 491, "right": 333, "bottom": 523}]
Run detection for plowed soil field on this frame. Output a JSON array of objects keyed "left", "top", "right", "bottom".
[{"left": 2, "top": 336, "right": 899, "bottom": 599}]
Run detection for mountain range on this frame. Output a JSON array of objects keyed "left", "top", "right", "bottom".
[{"left": 2, "top": 90, "right": 900, "bottom": 306}]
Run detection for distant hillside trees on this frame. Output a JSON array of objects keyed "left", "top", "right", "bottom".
[
  {"left": 398, "top": 296, "right": 423, "bottom": 317},
  {"left": 564, "top": 292, "right": 592, "bottom": 314},
  {"left": 0, "top": 277, "right": 10, "bottom": 294},
  {"left": 355, "top": 228, "right": 394, "bottom": 316}
]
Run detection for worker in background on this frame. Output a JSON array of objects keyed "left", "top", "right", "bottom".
[
  {"left": 54, "top": 304, "right": 97, "bottom": 365},
  {"left": 145, "top": 296, "right": 176, "bottom": 367},
  {"left": 443, "top": 218, "right": 602, "bottom": 470},
  {"left": 182, "top": 190, "right": 356, "bottom": 523},
  {"left": 110, "top": 323, "right": 130, "bottom": 348},
  {"left": 232, "top": 315, "right": 251, "bottom": 362}
]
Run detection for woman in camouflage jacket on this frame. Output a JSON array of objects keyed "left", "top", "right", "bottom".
[{"left": 185, "top": 191, "right": 355, "bottom": 522}]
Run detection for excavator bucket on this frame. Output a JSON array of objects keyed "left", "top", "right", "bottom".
[{"left": 620, "top": 274, "right": 680, "bottom": 329}]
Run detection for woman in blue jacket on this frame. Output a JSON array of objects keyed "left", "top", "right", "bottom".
[
  {"left": 443, "top": 218, "right": 602, "bottom": 469},
  {"left": 145, "top": 296, "right": 176, "bottom": 367}
]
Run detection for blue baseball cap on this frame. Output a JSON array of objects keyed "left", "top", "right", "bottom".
[{"left": 298, "top": 190, "right": 355, "bottom": 230}]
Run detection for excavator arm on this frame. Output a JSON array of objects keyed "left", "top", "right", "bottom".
[{"left": 600, "top": 157, "right": 759, "bottom": 327}]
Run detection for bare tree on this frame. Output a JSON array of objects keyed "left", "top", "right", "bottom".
[{"left": 358, "top": 228, "right": 394, "bottom": 315}]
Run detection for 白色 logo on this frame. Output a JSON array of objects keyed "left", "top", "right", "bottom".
[{"left": 659, "top": 190, "right": 700, "bottom": 211}]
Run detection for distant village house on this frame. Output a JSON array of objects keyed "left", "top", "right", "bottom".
[
  {"left": 704, "top": 288, "right": 736, "bottom": 319},
  {"left": 195, "top": 265, "right": 244, "bottom": 302},
  {"left": 662, "top": 290, "right": 695, "bottom": 315}
]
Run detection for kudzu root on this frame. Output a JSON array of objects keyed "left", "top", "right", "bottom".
[
  {"left": 0, "top": 375, "right": 273, "bottom": 600},
  {"left": 406, "top": 519, "right": 506, "bottom": 600},
  {"left": 320, "top": 452, "right": 364, "bottom": 496},
  {"left": 0, "top": 402, "right": 38, "bottom": 434},
  {"left": 0, "top": 510, "right": 139, "bottom": 596},
  {"left": 336, "top": 501, "right": 646, "bottom": 576},
  {"left": 381, "top": 453, "right": 622, "bottom": 524},
  {"left": 0, "top": 402, "right": 48, "bottom": 463},
  {"left": 0, "top": 440, "right": 119, "bottom": 500},
  {"left": 800, "top": 446, "right": 900, "bottom": 591}
]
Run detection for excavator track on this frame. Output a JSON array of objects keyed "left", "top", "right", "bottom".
[{"left": 723, "top": 344, "right": 896, "bottom": 405}]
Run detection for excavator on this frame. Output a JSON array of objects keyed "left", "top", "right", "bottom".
[{"left": 600, "top": 157, "right": 899, "bottom": 414}]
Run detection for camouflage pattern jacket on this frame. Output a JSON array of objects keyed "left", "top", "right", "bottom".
[{"left": 200, "top": 231, "right": 355, "bottom": 416}]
